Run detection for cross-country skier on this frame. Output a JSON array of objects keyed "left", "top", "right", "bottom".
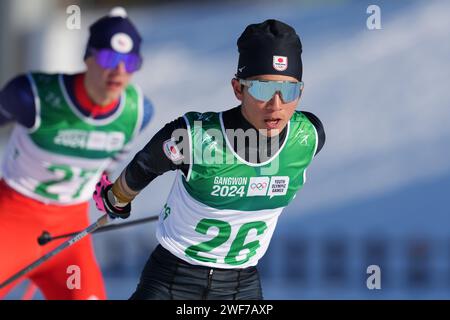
[
  {"left": 0, "top": 8, "right": 153, "bottom": 300},
  {"left": 94, "top": 19, "right": 325, "bottom": 300}
]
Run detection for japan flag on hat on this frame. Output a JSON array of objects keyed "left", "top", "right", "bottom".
[{"left": 273, "top": 55, "right": 288, "bottom": 71}]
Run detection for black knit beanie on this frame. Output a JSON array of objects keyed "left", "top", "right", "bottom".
[{"left": 236, "top": 19, "right": 303, "bottom": 81}]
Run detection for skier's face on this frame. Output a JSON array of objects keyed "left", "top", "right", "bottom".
[
  {"left": 232, "top": 74, "right": 302, "bottom": 137},
  {"left": 85, "top": 56, "right": 132, "bottom": 101}
]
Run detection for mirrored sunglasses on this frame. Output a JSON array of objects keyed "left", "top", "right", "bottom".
[
  {"left": 92, "top": 49, "right": 142, "bottom": 73},
  {"left": 239, "top": 79, "right": 304, "bottom": 103}
]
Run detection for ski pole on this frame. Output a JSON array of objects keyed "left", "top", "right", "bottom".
[
  {"left": 37, "top": 215, "right": 159, "bottom": 246},
  {"left": 0, "top": 214, "right": 111, "bottom": 289}
]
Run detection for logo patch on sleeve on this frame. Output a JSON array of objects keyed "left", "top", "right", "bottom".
[{"left": 163, "top": 139, "right": 184, "bottom": 162}]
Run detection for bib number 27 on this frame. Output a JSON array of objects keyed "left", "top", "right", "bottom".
[{"left": 35, "top": 164, "right": 98, "bottom": 201}]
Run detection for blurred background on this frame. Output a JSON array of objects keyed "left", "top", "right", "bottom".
[{"left": 1, "top": 0, "right": 449, "bottom": 299}]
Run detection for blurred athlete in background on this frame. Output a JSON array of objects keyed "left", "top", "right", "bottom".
[{"left": 0, "top": 7, "right": 153, "bottom": 300}]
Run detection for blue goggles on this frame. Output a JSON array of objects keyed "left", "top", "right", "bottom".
[
  {"left": 239, "top": 79, "right": 304, "bottom": 103},
  {"left": 90, "top": 49, "right": 142, "bottom": 73}
]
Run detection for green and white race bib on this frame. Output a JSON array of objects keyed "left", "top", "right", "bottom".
[{"left": 2, "top": 73, "right": 144, "bottom": 204}]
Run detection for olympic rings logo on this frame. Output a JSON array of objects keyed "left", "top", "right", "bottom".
[{"left": 250, "top": 182, "right": 267, "bottom": 190}]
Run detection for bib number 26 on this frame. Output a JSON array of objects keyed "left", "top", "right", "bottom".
[{"left": 185, "top": 218, "right": 267, "bottom": 266}]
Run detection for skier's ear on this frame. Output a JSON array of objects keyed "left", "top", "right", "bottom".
[
  {"left": 84, "top": 56, "right": 94, "bottom": 69},
  {"left": 231, "top": 78, "right": 243, "bottom": 101}
]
